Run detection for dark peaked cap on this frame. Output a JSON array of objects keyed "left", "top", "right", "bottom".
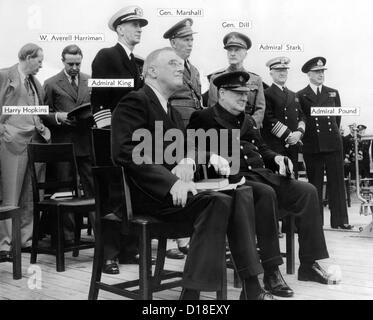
[
  {"left": 213, "top": 71, "right": 251, "bottom": 92},
  {"left": 302, "top": 56, "right": 327, "bottom": 73},
  {"left": 223, "top": 32, "right": 252, "bottom": 50},
  {"left": 163, "top": 18, "right": 196, "bottom": 39},
  {"left": 67, "top": 102, "right": 93, "bottom": 120}
]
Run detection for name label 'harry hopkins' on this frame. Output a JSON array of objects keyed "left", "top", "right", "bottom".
[
  {"left": 88, "top": 79, "right": 134, "bottom": 88},
  {"left": 311, "top": 107, "right": 360, "bottom": 116}
]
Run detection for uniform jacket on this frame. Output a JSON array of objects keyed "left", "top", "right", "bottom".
[
  {"left": 0, "top": 64, "right": 49, "bottom": 155},
  {"left": 42, "top": 70, "right": 91, "bottom": 157},
  {"left": 188, "top": 103, "right": 282, "bottom": 186},
  {"left": 262, "top": 83, "right": 305, "bottom": 154},
  {"left": 111, "top": 84, "right": 195, "bottom": 215},
  {"left": 297, "top": 84, "right": 342, "bottom": 153},
  {"left": 90, "top": 43, "right": 144, "bottom": 125},
  {"left": 169, "top": 61, "right": 202, "bottom": 125},
  {"left": 208, "top": 66, "right": 266, "bottom": 128}
]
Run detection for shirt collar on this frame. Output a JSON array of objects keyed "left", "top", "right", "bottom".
[
  {"left": 147, "top": 83, "right": 168, "bottom": 113},
  {"left": 216, "top": 103, "right": 244, "bottom": 127},
  {"left": 17, "top": 64, "right": 28, "bottom": 82},
  {"left": 274, "top": 82, "right": 286, "bottom": 91},
  {"left": 309, "top": 83, "right": 322, "bottom": 95},
  {"left": 118, "top": 41, "right": 132, "bottom": 58}
]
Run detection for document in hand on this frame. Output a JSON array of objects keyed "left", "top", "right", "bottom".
[{"left": 195, "top": 178, "right": 229, "bottom": 190}]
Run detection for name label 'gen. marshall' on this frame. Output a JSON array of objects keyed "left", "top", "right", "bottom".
[
  {"left": 157, "top": 8, "right": 204, "bottom": 16},
  {"left": 311, "top": 107, "right": 360, "bottom": 116}
]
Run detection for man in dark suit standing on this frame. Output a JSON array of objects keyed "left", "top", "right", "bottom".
[
  {"left": 111, "top": 47, "right": 276, "bottom": 300},
  {"left": 262, "top": 57, "right": 305, "bottom": 178},
  {"left": 189, "top": 71, "right": 341, "bottom": 288},
  {"left": 91, "top": 5, "right": 148, "bottom": 128},
  {"left": 43, "top": 45, "right": 93, "bottom": 243},
  {"left": 297, "top": 57, "right": 352, "bottom": 229}
]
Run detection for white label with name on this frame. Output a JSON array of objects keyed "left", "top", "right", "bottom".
[
  {"left": 88, "top": 79, "right": 134, "bottom": 88},
  {"left": 157, "top": 8, "right": 203, "bottom": 16},
  {"left": 311, "top": 107, "right": 360, "bottom": 116},
  {"left": 222, "top": 21, "right": 252, "bottom": 28},
  {"left": 258, "top": 44, "right": 304, "bottom": 52},
  {"left": 39, "top": 33, "right": 105, "bottom": 42},
  {"left": 2, "top": 106, "right": 49, "bottom": 115}
]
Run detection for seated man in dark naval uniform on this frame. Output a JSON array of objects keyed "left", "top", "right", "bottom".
[{"left": 188, "top": 71, "right": 341, "bottom": 287}]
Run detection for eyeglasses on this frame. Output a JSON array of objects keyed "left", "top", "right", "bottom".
[{"left": 66, "top": 62, "right": 81, "bottom": 67}]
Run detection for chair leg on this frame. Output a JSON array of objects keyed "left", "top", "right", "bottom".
[
  {"left": 56, "top": 209, "right": 65, "bottom": 272},
  {"left": 139, "top": 224, "right": 152, "bottom": 300},
  {"left": 30, "top": 208, "right": 40, "bottom": 265},
  {"left": 152, "top": 237, "right": 167, "bottom": 288},
  {"left": 73, "top": 213, "right": 83, "bottom": 257},
  {"left": 88, "top": 222, "right": 103, "bottom": 300},
  {"left": 217, "top": 256, "right": 227, "bottom": 300},
  {"left": 12, "top": 211, "right": 22, "bottom": 280},
  {"left": 286, "top": 216, "right": 295, "bottom": 275}
]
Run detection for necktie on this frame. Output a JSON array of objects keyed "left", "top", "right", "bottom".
[
  {"left": 130, "top": 52, "right": 135, "bottom": 62},
  {"left": 184, "top": 60, "right": 190, "bottom": 74},
  {"left": 71, "top": 75, "right": 78, "bottom": 93},
  {"left": 167, "top": 101, "right": 172, "bottom": 117},
  {"left": 316, "top": 86, "right": 321, "bottom": 96},
  {"left": 25, "top": 76, "right": 36, "bottom": 105}
]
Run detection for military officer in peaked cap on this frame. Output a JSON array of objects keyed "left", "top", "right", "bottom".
[
  {"left": 208, "top": 32, "right": 266, "bottom": 128},
  {"left": 91, "top": 5, "right": 148, "bottom": 129},
  {"left": 297, "top": 57, "right": 352, "bottom": 229},
  {"left": 90, "top": 5, "right": 148, "bottom": 274},
  {"left": 163, "top": 18, "right": 203, "bottom": 260},
  {"left": 163, "top": 18, "right": 202, "bottom": 127},
  {"left": 262, "top": 57, "right": 305, "bottom": 178},
  {"left": 189, "top": 71, "right": 341, "bottom": 294}
]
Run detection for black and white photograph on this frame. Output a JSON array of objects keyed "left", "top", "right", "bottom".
[{"left": 0, "top": 0, "right": 373, "bottom": 307}]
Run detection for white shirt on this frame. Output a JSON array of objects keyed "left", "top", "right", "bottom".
[
  {"left": 118, "top": 41, "right": 133, "bottom": 59},
  {"left": 310, "top": 83, "right": 322, "bottom": 95},
  {"left": 274, "top": 82, "right": 286, "bottom": 91},
  {"left": 18, "top": 64, "right": 39, "bottom": 105},
  {"left": 146, "top": 83, "right": 168, "bottom": 113}
]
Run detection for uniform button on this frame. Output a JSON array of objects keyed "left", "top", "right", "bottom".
[
  {"left": 100, "top": 106, "right": 103, "bottom": 110},
  {"left": 328, "top": 122, "right": 331, "bottom": 125},
  {"left": 284, "top": 108, "right": 287, "bottom": 111},
  {"left": 251, "top": 140, "right": 255, "bottom": 143},
  {"left": 295, "top": 108, "right": 298, "bottom": 111},
  {"left": 315, "top": 117, "right": 318, "bottom": 120},
  {"left": 263, "top": 165, "right": 265, "bottom": 168},
  {"left": 285, "top": 116, "right": 288, "bottom": 120},
  {"left": 240, "top": 146, "right": 243, "bottom": 150},
  {"left": 329, "top": 128, "right": 332, "bottom": 131},
  {"left": 327, "top": 116, "right": 330, "bottom": 119},
  {"left": 317, "top": 129, "right": 320, "bottom": 133},
  {"left": 316, "top": 124, "right": 319, "bottom": 126},
  {"left": 237, "top": 121, "right": 240, "bottom": 125},
  {"left": 259, "top": 155, "right": 262, "bottom": 158},
  {"left": 248, "top": 166, "right": 252, "bottom": 170},
  {"left": 244, "top": 155, "right": 248, "bottom": 160}
]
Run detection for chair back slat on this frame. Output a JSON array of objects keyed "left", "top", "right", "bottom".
[
  {"left": 27, "top": 143, "right": 80, "bottom": 202},
  {"left": 92, "top": 166, "right": 133, "bottom": 233},
  {"left": 91, "top": 128, "right": 113, "bottom": 166}
]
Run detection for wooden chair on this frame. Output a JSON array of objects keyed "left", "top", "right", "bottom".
[
  {"left": 90, "top": 128, "right": 113, "bottom": 166},
  {"left": 27, "top": 143, "right": 95, "bottom": 272},
  {"left": 0, "top": 206, "right": 21, "bottom": 279},
  {"left": 88, "top": 166, "right": 227, "bottom": 300}
]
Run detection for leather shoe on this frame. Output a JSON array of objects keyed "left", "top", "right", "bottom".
[
  {"left": 119, "top": 254, "right": 156, "bottom": 265},
  {"left": 298, "top": 262, "right": 341, "bottom": 285},
  {"left": 240, "top": 288, "right": 276, "bottom": 300},
  {"left": 0, "top": 251, "right": 12, "bottom": 262},
  {"left": 178, "top": 245, "right": 189, "bottom": 255},
  {"left": 337, "top": 224, "right": 353, "bottom": 230},
  {"left": 166, "top": 248, "right": 185, "bottom": 259},
  {"left": 264, "top": 269, "right": 294, "bottom": 297},
  {"left": 103, "top": 260, "right": 120, "bottom": 274}
]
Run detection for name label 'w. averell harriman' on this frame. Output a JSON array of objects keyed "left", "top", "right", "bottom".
[
  {"left": 157, "top": 8, "right": 204, "bottom": 16},
  {"left": 88, "top": 79, "right": 134, "bottom": 88},
  {"left": 311, "top": 107, "right": 360, "bottom": 116},
  {"left": 39, "top": 34, "right": 105, "bottom": 42},
  {"left": 2, "top": 106, "right": 49, "bottom": 115}
]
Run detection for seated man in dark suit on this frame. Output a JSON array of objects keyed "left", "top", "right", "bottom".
[
  {"left": 188, "top": 71, "right": 341, "bottom": 287},
  {"left": 111, "top": 47, "right": 275, "bottom": 300}
]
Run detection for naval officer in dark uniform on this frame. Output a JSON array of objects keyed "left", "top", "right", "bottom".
[
  {"left": 91, "top": 5, "right": 148, "bottom": 128},
  {"left": 297, "top": 57, "right": 352, "bottom": 229},
  {"left": 189, "top": 71, "right": 340, "bottom": 291},
  {"left": 262, "top": 57, "right": 305, "bottom": 178}
]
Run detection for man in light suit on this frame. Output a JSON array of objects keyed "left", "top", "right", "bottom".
[
  {"left": 0, "top": 43, "right": 50, "bottom": 262},
  {"left": 91, "top": 5, "right": 148, "bottom": 129},
  {"left": 42, "top": 45, "right": 93, "bottom": 243},
  {"left": 208, "top": 32, "right": 266, "bottom": 127},
  {"left": 111, "top": 47, "right": 275, "bottom": 300}
]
